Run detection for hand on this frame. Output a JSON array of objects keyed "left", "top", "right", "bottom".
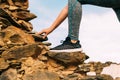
[{"left": 37, "top": 28, "right": 52, "bottom": 38}]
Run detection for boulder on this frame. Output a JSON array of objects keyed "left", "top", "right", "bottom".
[
  {"left": 1, "top": 26, "right": 35, "bottom": 45},
  {"left": 1, "top": 44, "right": 43, "bottom": 60},
  {"left": 81, "top": 74, "right": 114, "bottom": 80},
  {"left": 21, "top": 57, "right": 47, "bottom": 74},
  {"left": 115, "top": 77, "right": 120, "bottom": 80},
  {"left": 0, "top": 8, "right": 21, "bottom": 28},
  {"left": 48, "top": 51, "right": 89, "bottom": 64},
  {"left": 23, "top": 71, "right": 60, "bottom": 80},
  {"left": 12, "top": 10, "right": 37, "bottom": 21},
  {"left": 0, "top": 58, "right": 9, "bottom": 71},
  {"left": 17, "top": 20, "right": 33, "bottom": 31},
  {"left": 0, "top": 17, "right": 12, "bottom": 29},
  {"left": 0, "top": 68, "right": 17, "bottom": 80}
]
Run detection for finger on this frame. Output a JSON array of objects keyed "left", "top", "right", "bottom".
[
  {"left": 43, "top": 33, "right": 48, "bottom": 39},
  {"left": 36, "top": 31, "right": 43, "bottom": 35}
]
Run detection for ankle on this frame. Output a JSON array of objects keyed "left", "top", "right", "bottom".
[{"left": 71, "top": 40, "right": 77, "bottom": 43}]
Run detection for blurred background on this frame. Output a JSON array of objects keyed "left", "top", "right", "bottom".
[{"left": 29, "top": 0, "right": 120, "bottom": 62}]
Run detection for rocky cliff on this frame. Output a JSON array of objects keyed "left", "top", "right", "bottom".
[{"left": 0, "top": 0, "right": 120, "bottom": 80}]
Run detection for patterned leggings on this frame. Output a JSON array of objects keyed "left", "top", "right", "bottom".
[{"left": 68, "top": 0, "right": 120, "bottom": 40}]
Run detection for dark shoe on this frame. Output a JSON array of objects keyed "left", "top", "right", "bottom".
[{"left": 50, "top": 37, "right": 82, "bottom": 52}]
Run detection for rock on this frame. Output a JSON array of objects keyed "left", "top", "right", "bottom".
[
  {"left": 0, "top": 8, "right": 21, "bottom": 28},
  {"left": 75, "top": 63, "right": 91, "bottom": 74},
  {"left": 101, "top": 64, "right": 120, "bottom": 79},
  {"left": 1, "top": 44, "right": 45, "bottom": 60},
  {"left": 75, "top": 62, "right": 114, "bottom": 77},
  {"left": 8, "top": 60, "right": 21, "bottom": 69},
  {"left": 81, "top": 74, "right": 114, "bottom": 80},
  {"left": 47, "top": 58, "right": 65, "bottom": 72},
  {"left": 115, "top": 77, "right": 120, "bottom": 80},
  {"left": 86, "top": 72, "right": 96, "bottom": 76},
  {"left": 42, "top": 42, "right": 52, "bottom": 46},
  {"left": 30, "top": 33, "right": 48, "bottom": 42},
  {"left": 21, "top": 57, "right": 47, "bottom": 74},
  {"left": 23, "top": 71, "right": 60, "bottom": 80},
  {"left": 48, "top": 51, "right": 89, "bottom": 64},
  {"left": 9, "top": 5, "right": 19, "bottom": 10},
  {"left": 92, "top": 62, "right": 104, "bottom": 75},
  {"left": 0, "top": 58, "right": 9, "bottom": 71},
  {"left": 104, "top": 61, "right": 112, "bottom": 67},
  {"left": 23, "top": 57, "right": 46, "bottom": 69},
  {"left": 0, "top": 32, "right": 5, "bottom": 47},
  {"left": 0, "top": 17, "right": 12, "bottom": 29},
  {"left": 100, "top": 74, "right": 114, "bottom": 80},
  {"left": 7, "top": 0, "right": 15, "bottom": 6},
  {"left": 1, "top": 1, "right": 119, "bottom": 80},
  {"left": 62, "top": 74, "right": 79, "bottom": 80},
  {"left": 0, "top": 0, "right": 28, "bottom": 10},
  {"left": 0, "top": 68, "right": 17, "bottom": 80},
  {"left": 62, "top": 73, "right": 84, "bottom": 80},
  {"left": 12, "top": 10, "right": 37, "bottom": 21},
  {"left": 18, "top": 20, "right": 33, "bottom": 31},
  {"left": 13, "top": 0, "right": 29, "bottom": 9},
  {"left": 38, "top": 55, "right": 48, "bottom": 61},
  {"left": 0, "top": 1, "right": 9, "bottom": 9},
  {"left": 1, "top": 26, "right": 35, "bottom": 45}
]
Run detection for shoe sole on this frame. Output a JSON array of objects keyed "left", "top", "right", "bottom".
[{"left": 50, "top": 48, "right": 83, "bottom": 52}]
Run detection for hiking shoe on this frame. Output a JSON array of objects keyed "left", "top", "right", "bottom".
[{"left": 50, "top": 37, "right": 82, "bottom": 52}]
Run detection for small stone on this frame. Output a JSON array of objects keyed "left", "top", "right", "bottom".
[
  {"left": 0, "top": 68, "right": 17, "bottom": 80},
  {"left": 87, "top": 72, "right": 96, "bottom": 76},
  {"left": 31, "top": 33, "right": 48, "bottom": 42},
  {"left": 38, "top": 55, "right": 48, "bottom": 61},
  {"left": 9, "top": 6, "right": 19, "bottom": 10},
  {"left": 42, "top": 42, "right": 52, "bottom": 46},
  {"left": 115, "top": 77, "right": 120, "bottom": 80},
  {"left": 75, "top": 63, "right": 91, "bottom": 73},
  {"left": 18, "top": 20, "right": 33, "bottom": 31},
  {"left": 0, "top": 58, "right": 9, "bottom": 70},
  {"left": 0, "top": 17, "right": 12, "bottom": 29}
]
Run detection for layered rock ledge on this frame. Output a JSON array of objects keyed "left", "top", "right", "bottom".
[{"left": 0, "top": 0, "right": 120, "bottom": 80}]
